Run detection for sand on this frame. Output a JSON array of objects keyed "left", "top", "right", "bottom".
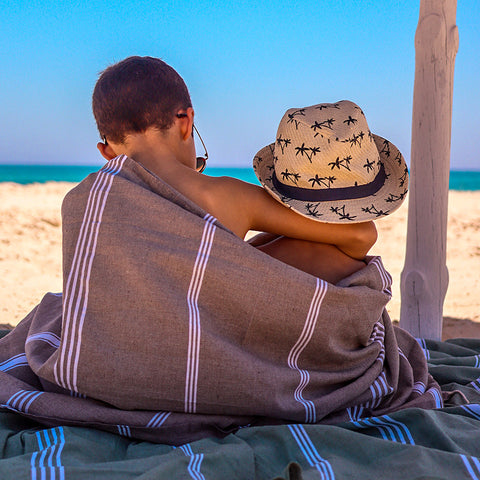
[{"left": 1, "top": 182, "right": 479, "bottom": 340}]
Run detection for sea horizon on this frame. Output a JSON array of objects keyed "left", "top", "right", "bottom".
[{"left": 1, "top": 164, "right": 480, "bottom": 191}]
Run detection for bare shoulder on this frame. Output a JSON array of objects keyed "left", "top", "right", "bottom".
[
  {"left": 205, "top": 175, "right": 263, "bottom": 202},
  {"left": 196, "top": 175, "right": 262, "bottom": 237}
]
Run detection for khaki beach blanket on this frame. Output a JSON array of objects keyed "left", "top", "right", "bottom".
[{"left": 0, "top": 156, "right": 442, "bottom": 445}]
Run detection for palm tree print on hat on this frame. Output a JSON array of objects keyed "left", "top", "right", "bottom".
[
  {"left": 361, "top": 204, "right": 390, "bottom": 217},
  {"left": 399, "top": 168, "right": 409, "bottom": 188},
  {"left": 295, "top": 143, "right": 309, "bottom": 157},
  {"left": 386, "top": 189, "right": 408, "bottom": 203},
  {"left": 305, "top": 203, "right": 322, "bottom": 218},
  {"left": 330, "top": 205, "right": 357, "bottom": 221},
  {"left": 329, "top": 156, "right": 352, "bottom": 171},
  {"left": 379, "top": 139, "right": 391, "bottom": 157},
  {"left": 291, "top": 172, "right": 301, "bottom": 184},
  {"left": 308, "top": 175, "right": 322, "bottom": 187},
  {"left": 379, "top": 162, "right": 391, "bottom": 179},
  {"left": 308, "top": 175, "right": 336, "bottom": 188},
  {"left": 305, "top": 146, "right": 321, "bottom": 162},
  {"left": 281, "top": 168, "right": 293, "bottom": 181},
  {"left": 327, "top": 175, "right": 336, "bottom": 185},
  {"left": 310, "top": 118, "right": 335, "bottom": 137},
  {"left": 341, "top": 132, "right": 364, "bottom": 148},
  {"left": 280, "top": 169, "right": 301, "bottom": 185},
  {"left": 343, "top": 116, "right": 358, "bottom": 126},
  {"left": 276, "top": 134, "right": 291, "bottom": 154},
  {"left": 363, "top": 159, "right": 375, "bottom": 172},
  {"left": 395, "top": 151, "right": 403, "bottom": 165},
  {"left": 316, "top": 103, "right": 340, "bottom": 111},
  {"left": 286, "top": 109, "right": 306, "bottom": 129}
]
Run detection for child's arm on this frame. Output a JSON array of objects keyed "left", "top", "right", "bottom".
[
  {"left": 203, "top": 176, "right": 377, "bottom": 260},
  {"left": 248, "top": 186, "right": 377, "bottom": 259},
  {"left": 256, "top": 237, "right": 367, "bottom": 284}
]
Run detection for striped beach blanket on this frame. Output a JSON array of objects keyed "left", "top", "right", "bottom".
[
  {"left": 1, "top": 337, "right": 480, "bottom": 479},
  {"left": 0, "top": 156, "right": 442, "bottom": 445}
]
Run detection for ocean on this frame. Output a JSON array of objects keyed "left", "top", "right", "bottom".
[{"left": 0, "top": 164, "right": 479, "bottom": 191}]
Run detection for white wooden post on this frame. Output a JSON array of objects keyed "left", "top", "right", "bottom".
[{"left": 400, "top": 0, "right": 459, "bottom": 340}]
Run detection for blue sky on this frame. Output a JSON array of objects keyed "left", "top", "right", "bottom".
[{"left": 1, "top": 0, "right": 479, "bottom": 170}]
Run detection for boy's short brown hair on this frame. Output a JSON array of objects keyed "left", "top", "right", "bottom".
[{"left": 92, "top": 56, "right": 192, "bottom": 144}]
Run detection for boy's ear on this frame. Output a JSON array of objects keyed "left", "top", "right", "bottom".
[
  {"left": 177, "top": 107, "right": 195, "bottom": 141},
  {"left": 97, "top": 142, "right": 119, "bottom": 160}
]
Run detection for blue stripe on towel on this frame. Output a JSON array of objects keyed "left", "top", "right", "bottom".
[
  {"left": 288, "top": 424, "right": 335, "bottom": 480},
  {"left": 353, "top": 415, "right": 415, "bottom": 445},
  {"left": 462, "top": 404, "right": 480, "bottom": 422},
  {"left": 31, "top": 427, "right": 65, "bottom": 480},
  {"left": 0, "top": 354, "right": 28, "bottom": 372},
  {"left": 179, "top": 444, "right": 206, "bottom": 480},
  {"left": 461, "top": 454, "right": 480, "bottom": 480},
  {"left": 415, "top": 338, "right": 430, "bottom": 360}
]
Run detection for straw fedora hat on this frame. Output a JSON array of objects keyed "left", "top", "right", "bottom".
[{"left": 253, "top": 100, "right": 409, "bottom": 223}]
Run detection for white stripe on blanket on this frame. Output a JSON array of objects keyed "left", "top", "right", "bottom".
[
  {"left": 185, "top": 214, "right": 217, "bottom": 413},
  {"left": 27, "top": 332, "right": 61, "bottom": 349},
  {"left": 287, "top": 278, "right": 327, "bottom": 423},
  {"left": 55, "top": 156, "right": 126, "bottom": 392}
]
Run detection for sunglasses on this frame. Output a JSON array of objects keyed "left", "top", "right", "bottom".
[{"left": 176, "top": 113, "right": 208, "bottom": 173}]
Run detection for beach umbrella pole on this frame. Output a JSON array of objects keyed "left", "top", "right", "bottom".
[{"left": 400, "top": 0, "right": 459, "bottom": 340}]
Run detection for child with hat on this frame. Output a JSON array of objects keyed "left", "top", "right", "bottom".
[
  {"left": 251, "top": 99, "right": 408, "bottom": 282},
  {"left": 93, "top": 57, "right": 406, "bottom": 283}
]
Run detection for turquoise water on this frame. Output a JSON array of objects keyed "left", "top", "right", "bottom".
[
  {"left": 0, "top": 164, "right": 479, "bottom": 190},
  {"left": 0, "top": 164, "right": 262, "bottom": 186}
]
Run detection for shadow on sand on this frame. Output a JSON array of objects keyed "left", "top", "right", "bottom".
[{"left": 393, "top": 317, "right": 480, "bottom": 341}]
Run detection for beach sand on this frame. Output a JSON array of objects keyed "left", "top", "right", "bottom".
[{"left": 1, "top": 182, "right": 479, "bottom": 340}]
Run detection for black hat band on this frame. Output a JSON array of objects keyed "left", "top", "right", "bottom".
[{"left": 272, "top": 163, "right": 387, "bottom": 202}]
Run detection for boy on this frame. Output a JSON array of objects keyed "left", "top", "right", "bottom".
[
  {"left": 0, "top": 57, "right": 440, "bottom": 444},
  {"left": 93, "top": 56, "right": 391, "bottom": 284}
]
